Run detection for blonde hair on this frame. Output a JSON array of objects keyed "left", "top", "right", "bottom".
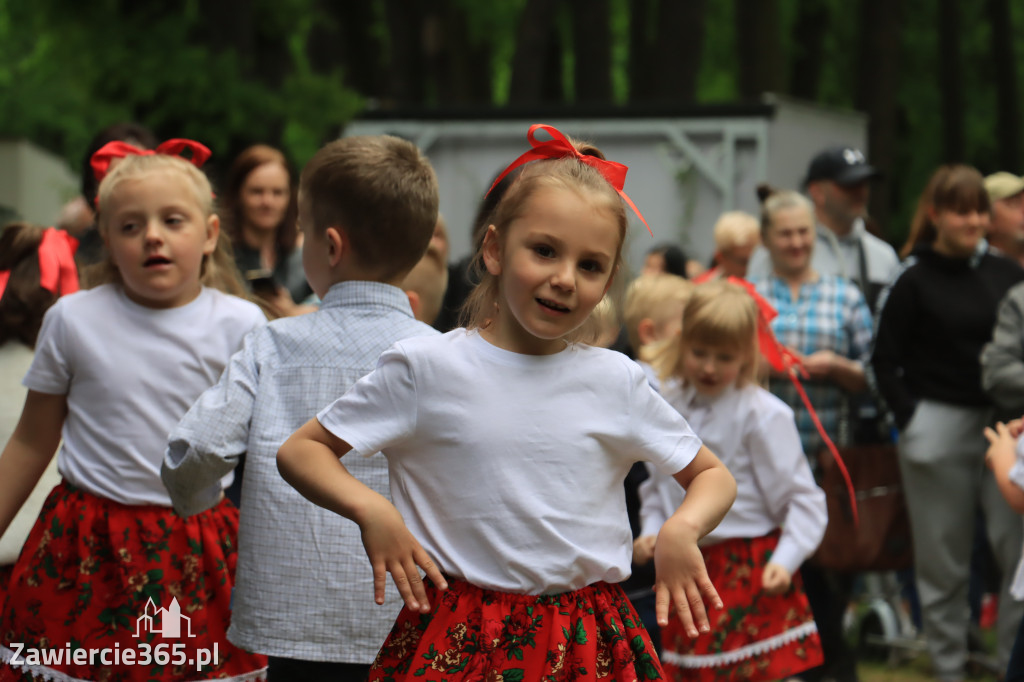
[
  {"left": 586, "top": 295, "right": 620, "bottom": 348},
  {"left": 460, "top": 138, "right": 628, "bottom": 344},
  {"left": 84, "top": 154, "right": 249, "bottom": 299},
  {"left": 713, "top": 211, "right": 760, "bottom": 251},
  {"left": 645, "top": 280, "right": 759, "bottom": 386},
  {"left": 623, "top": 273, "right": 693, "bottom": 352},
  {"left": 760, "top": 190, "right": 814, "bottom": 236}
]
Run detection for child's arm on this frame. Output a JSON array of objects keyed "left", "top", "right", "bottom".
[
  {"left": 278, "top": 416, "right": 448, "bottom": 612},
  {"left": 162, "top": 343, "right": 258, "bottom": 515},
  {"left": 654, "top": 444, "right": 736, "bottom": 636},
  {"left": 0, "top": 391, "right": 66, "bottom": 536},
  {"left": 984, "top": 421, "right": 1024, "bottom": 514}
]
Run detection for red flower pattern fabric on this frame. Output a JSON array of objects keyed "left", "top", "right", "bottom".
[{"left": 370, "top": 578, "right": 663, "bottom": 681}]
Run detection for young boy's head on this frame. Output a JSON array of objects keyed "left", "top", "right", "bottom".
[
  {"left": 623, "top": 273, "right": 694, "bottom": 353},
  {"left": 298, "top": 135, "right": 439, "bottom": 295},
  {"left": 402, "top": 215, "right": 450, "bottom": 325}
]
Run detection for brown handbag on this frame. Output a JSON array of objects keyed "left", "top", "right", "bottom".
[{"left": 812, "top": 442, "right": 914, "bottom": 572}]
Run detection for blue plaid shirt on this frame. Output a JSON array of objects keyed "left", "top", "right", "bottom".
[
  {"left": 162, "top": 281, "right": 437, "bottom": 662},
  {"left": 751, "top": 274, "right": 873, "bottom": 462}
]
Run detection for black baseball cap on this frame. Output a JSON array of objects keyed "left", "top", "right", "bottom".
[{"left": 803, "top": 146, "right": 881, "bottom": 187}]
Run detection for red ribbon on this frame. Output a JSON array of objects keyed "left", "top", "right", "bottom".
[
  {"left": 486, "top": 124, "right": 651, "bottom": 235},
  {"left": 0, "top": 228, "right": 79, "bottom": 301},
  {"left": 90, "top": 138, "right": 212, "bottom": 183},
  {"left": 727, "top": 276, "right": 859, "bottom": 528}
]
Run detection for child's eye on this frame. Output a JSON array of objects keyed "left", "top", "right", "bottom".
[
  {"left": 579, "top": 260, "right": 604, "bottom": 273},
  {"left": 165, "top": 215, "right": 185, "bottom": 226},
  {"left": 120, "top": 222, "right": 139, "bottom": 234},
  {"left": 533, "top": 244, "right": 555, "bottom": 258}
]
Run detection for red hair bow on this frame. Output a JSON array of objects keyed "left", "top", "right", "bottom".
[
  {"left": 727, "top": 276, "right": 859, "bottom": 528},
  {"left": 0, "top": 228, "right": 79, "bottom": 301},
  {"left": 90, "top": 138, "right": 212, "bottom": 183},
  {"left": 487, "top": 124, "right": 652, "bottom": 235}
]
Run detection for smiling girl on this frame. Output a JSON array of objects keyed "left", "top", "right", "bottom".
[
  {"left": 0, "top": 144, "right": 267, "bottom": 681},
  {"left": 277, "top": 125, "right": 737, "bottom": 681},
  {"left": 873, "top": 164, "right": 1024, "bottom": 682}
]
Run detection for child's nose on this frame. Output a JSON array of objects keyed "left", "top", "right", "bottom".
[
  {"left": 144, "top": 220, "right": 164, "bottom": 243},
  {"left": 550, "top": 261, "right": 576, "bottom": 291}
]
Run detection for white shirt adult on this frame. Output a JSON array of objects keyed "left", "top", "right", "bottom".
[
  {"left": 638, "top": 380, "right": 827, "bottom": 575},
  {"left": 317, "top": 329, "right": 703, "bottom": 595},
  {"left": 25, "top": 284, "right": 265, "bottom": 506}
]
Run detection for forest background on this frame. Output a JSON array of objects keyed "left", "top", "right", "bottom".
[{"left": 1, "top": 0, "right": 1020, "bottom": 247}]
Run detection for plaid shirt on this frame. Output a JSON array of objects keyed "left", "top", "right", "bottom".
[
  {"left": 162, "top": 281, "right": 437, "bottom": 663},
  {"left": 751, "top": 274, "right": 873, "bottom": 463}
]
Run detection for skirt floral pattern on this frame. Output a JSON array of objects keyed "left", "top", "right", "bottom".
[
  {"left": 661, "top": 533, "right": 823, "bottom": 682},
  {"left": 370, "top": 577, "right": 664, "bottom": 681},
  {"left": 0, "top": 482, "right": 266, "bottom": 682}
]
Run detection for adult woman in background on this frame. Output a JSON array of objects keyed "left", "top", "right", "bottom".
[
  {"left": 750, "top": 188, "right": 873, "bottom": 682},
  {"left": 872, "top": 164, "right": 1024, "bottom": 682},
  {"left": 223, "top": 144, "right": 313, "bottom": 315}
]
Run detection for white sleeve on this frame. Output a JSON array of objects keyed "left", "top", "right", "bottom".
[
  {"left": 1010, "top": 437, "right": 1024, "bottom": 492},
  {"left": 23, "top": 300, "right": 71, "bottom": 395},
  {"left": 163, "top": 335, "right": 260, "bottom": 516},
  {"left": 316, "top": 344, "right": 418, "bottom": 457},
  {"left": 627, "top": 365, "right": 703, "bottom": 476},
  {"left": 746, "top": 400, "right": 827, "bottom": 574}
]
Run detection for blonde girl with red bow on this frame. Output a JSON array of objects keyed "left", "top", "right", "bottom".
[
  {"left": 0, "top": 144, "right": 268, "bottom": 682},
  {"left": 277, "top": 125, "right": 737, "bottom": 682},
  {"left": 637, "top": 279, "right": 826, "bottom": 682}
]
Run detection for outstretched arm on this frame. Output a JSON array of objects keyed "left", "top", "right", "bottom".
[
  {"left": 654, "top": 444, "right": 736, "bottom": 636},
  {"left": 277, "top": 417, "right": 447, "bottom": 612},
  {"left": 0, "top": 391, "right": 66, "bottom": 537}
]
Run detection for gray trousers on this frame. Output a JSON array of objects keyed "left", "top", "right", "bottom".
[{"left": 899, "top": 399, "right": 1024, "bottom": 681}]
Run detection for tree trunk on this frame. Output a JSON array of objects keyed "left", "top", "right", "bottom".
[
  {"left": 735, "top": 0, "right": 784, "bottom": 100},
  {"left": 988, "top": 0, "right": 1020, "bottom": 171},
  {"left": 509, "top": 0, "right": 559, "bottom": 104},
  {"left": 790, "top": 0, "right": 828, "bottom": 100},
  {"left": 571, "top": 0, "right": 611, "bottom": 104},
  {"left": 383, "top": 0, "right": 426, "bottom": 106},
  {"left": 308, "top": 1, "right": 385, "bottom": 101},
  {"left": 628, "top": 0, "right": 657, "bottom": 103},
  {"left": 652, "top": 0, "right": 705, "bottom": 103},
  {"left": 856, "top": 0, "right": 902, "bottom": 239},
  {"left": 938, "top": 0, "right": 965, "bottom": 162}
]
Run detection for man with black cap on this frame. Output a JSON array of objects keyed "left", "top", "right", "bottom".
[{"left": 748, "top": 145, "right": 900, "bottom": 312}]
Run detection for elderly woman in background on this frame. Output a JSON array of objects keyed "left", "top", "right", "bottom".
[
  {"left": 749, "top": 188, "right": 873, "bottom": 682},
  {"left": 223, "top": 144, "right": 313, "bottom": 316}
]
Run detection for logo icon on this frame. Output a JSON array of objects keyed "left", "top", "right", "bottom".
[{"left": 134, "top": 598, "right": 195, "bottom": 639}]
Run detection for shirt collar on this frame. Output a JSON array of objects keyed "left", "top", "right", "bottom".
[{"left": 319, "top": 280, "right": 416, "bottom": 317}]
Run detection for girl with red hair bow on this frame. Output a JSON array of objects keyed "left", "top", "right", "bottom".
[{"left": 0, "top": 144, "right": 268, "bottom": 682}]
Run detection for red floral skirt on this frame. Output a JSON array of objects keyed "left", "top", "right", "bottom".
[
  {"left": 0, "top": 482, "right": 266, "bottom": 682},
  {"left": 660, "top": 533, "right": 822, "bottom": 682},
  {"left": 370, "top": 577, "right": 664, "bottom": 681}
]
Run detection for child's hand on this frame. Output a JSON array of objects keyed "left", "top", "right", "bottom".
[
  {"left": 632, "top": 535, "right": 656, "bottom": 565},
  {"left": 984, "top": 421, "right": 1018, "bottom": 472},
  {"left": 761, "top": 562, "right": 791, "bottom": 596},
  {"left": 653, "top": 520, "right": 722, "bottom": 638},
  {"left": 359, "top": 497, "right": 447, "bottom": 613}
]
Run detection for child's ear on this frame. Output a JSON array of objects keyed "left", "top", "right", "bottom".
[
  {"left": 481, "top": 225, "right": 502, "bottom": 276},
  {"left": 636, "top": 318, "right": 657, "bottom": 348},
  {"left": 203, "top": 214, "right": 221, "bottom": 256},
  {"left": 406, "top": 290, "right": 423, "bottom": 320},
  {"left": 325, "top": 226, "right": 346, "bottom": 267}
]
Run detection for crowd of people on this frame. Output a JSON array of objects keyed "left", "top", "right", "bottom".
[{"left": 0, "top": 120, "right": 1023, "bottom": 682}]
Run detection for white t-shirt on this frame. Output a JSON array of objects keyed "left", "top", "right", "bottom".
[
  {"left": 24, "top": 284, "right": 265, "bottom": 506},
  {"left": 317, "top": 329, "right": 703, "bottom": 595},
  {"left": 639, "top": 380, "right": 827, "bottom": 575}
]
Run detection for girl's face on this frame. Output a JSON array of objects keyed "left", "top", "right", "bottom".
[
  {"left": 931, "top": 205, "right": 989, "bottom": 258},
  {"left": 102, "top": 170, "right": 218, "bottom": 308},
  {"left": 482, "top": 187, "right": 620, "bottom": 355},
  {"left": 240, "top": 162, "right": 290, "bottom": 232},
  {"left": 681, "top": 341, "right": 746, "bottom": 398},
  {"left": 764, "top": 206, "right": 815, "bottom": 278}
]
